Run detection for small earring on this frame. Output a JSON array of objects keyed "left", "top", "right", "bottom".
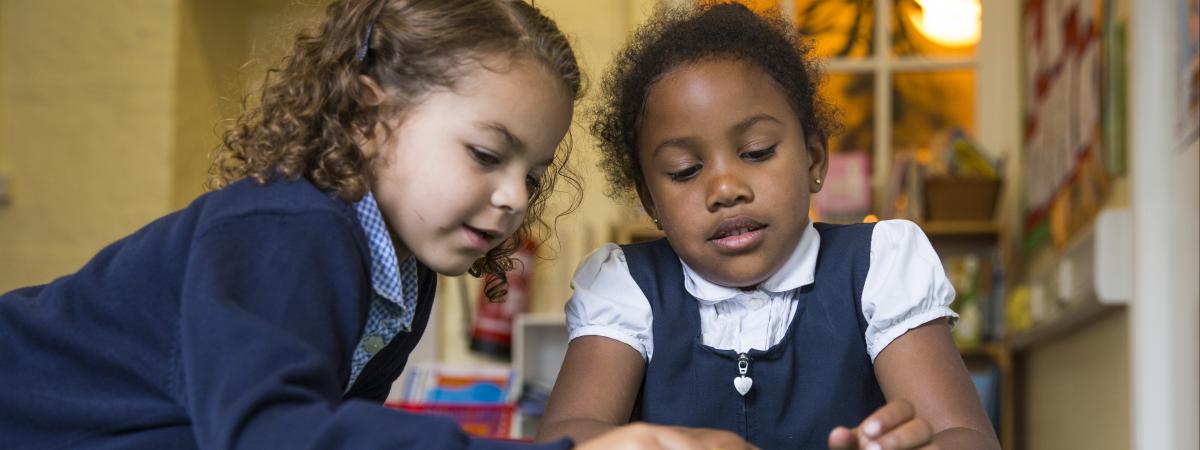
[
  {"left": 815, "top": 178, "right": 822, "bottom": 184},
  {"left": 652, "top": 218, "right": 662, "bottom": 230}
]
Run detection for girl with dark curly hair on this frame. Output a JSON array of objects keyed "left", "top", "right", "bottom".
[
  {"left": 539, "top": 3, "right": 1000, "bottom": 450},
  {"left": 0, "top": 1, "right": 751, "bottom": 449}
]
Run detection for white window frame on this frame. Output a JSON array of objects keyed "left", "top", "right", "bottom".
[{"left": 780, "top": 1, "right": 1018, "bottom": 211}]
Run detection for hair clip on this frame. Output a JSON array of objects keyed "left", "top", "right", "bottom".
[{"left": 356, "top": 23, "right": 374, "bottom": 62}]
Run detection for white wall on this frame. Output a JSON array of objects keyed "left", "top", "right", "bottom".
[{"left": 1129, "top": 1, "right": 1200, "bottom": 448}]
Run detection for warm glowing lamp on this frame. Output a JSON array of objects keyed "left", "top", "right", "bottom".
[{"left": 907, "top": 0, "right": 981, "bottom": 48}]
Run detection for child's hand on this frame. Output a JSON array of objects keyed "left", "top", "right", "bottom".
[
  {"left": 828, "top": 400, "right": 934, "bottom": 450},
  {"left": 577, "top": 423, "right": 760, "bottom": 450}
]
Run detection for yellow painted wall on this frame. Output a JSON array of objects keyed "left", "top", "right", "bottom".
[
  {"left": 171, "top": 0, "right": 327, "bottom": 210},
  {"left": 1022, "top": 312, "right": 1130, "bottom": 449},
  {"left": 0, "top": 0, "right": 179, "bottom": 290},
  {"left": 172, "top": 0, "right": 249, "bottom": 209},
  {"left": 0, "top": 0, "right": 7, "bottom": 186},
  {"left": 0, "top": 0, "right": 328, "bottom": 291}
]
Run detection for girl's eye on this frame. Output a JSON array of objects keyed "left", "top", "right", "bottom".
[
  {"left": 526, "top": 173, "right": 543, "bottom": 193},
  {"left": 741, "top": 145, "right": 777, "bottom": 161},
  {"left": 469, "top": 147, "right": 501, "bottom": 167},
  {"left": 668, "top": 165, "right": 701, "bottom": 182}
]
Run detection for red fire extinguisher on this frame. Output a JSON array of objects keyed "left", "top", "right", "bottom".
[{"left": 468, "top": 241, "right": 535, "bottom": 358}]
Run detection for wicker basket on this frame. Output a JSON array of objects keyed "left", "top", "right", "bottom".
[{"left": 923, "top": 177, "right": 1001, "bottom": 221}]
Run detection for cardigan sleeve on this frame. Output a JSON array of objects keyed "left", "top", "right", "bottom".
[{"left": 178, "top": 211, "right": 571, "bottom": 449}]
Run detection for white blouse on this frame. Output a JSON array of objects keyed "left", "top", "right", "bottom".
[{"left": 565, "top": 220, "right": 958, "bottom": 362}]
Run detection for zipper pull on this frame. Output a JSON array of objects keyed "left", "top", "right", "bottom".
[{"left": 733, "top": 352, "right": 753, "bottom": 396}]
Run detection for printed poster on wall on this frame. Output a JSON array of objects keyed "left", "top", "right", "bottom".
[
  {"left": 1022, "top": 0, "right": 1113, "bottom": 252},
  {"left": 1180, "top": 0, "right": 1200, "bottom": 146}
]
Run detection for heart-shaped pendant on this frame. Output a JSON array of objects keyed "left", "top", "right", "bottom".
[{"left": 733, "top": 375, "right": 753, "bottom": 396}]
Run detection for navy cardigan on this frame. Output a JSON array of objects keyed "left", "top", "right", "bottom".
[{"left": 0, "top": 178, "right": 570, "bottom": 450}]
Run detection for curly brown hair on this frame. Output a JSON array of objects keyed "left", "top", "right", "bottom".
[
  {"left": 592, "top": 1, "right": 839, "bottom": 201},
  {"left": 209, "top": 0, "right": 583, "bottom": 300}
]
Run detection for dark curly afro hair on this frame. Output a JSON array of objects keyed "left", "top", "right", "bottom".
[{"left": 591, "top": 1, "right": 840, "bottom": 200}]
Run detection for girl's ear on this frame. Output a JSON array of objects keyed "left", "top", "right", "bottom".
[
  {"left": 356, "top": 75, "right": 388, "bottom": 159},
  {"left": 806, "top": 132, "right": 830, "bottom": 193},
  {"left": 634, "top": 181, "right": 660, "bottom": 229},
  {"left": 359, "top": 75, "right": 386, "bottom": 106}
]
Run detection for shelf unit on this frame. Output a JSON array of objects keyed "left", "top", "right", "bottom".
[
  {"left": 930, "top": 213, "right": 1131, "bottom": 449},
  {"left": 956, "top": 340, "right": 1014, "bottom": 450},
  {"left": 1007, "top": 212, "right": 1127, "bottom": 346},
  {"left": 1007, "top": 296, "right": 1122, "bottom": 351},
  {"left": 920, "top": 220, "right": 1012, "bottom": 449},
  {"left": 511, "top": 313, "right": 570, "bottom": 439},
  {"left": 919, "top": 220, "right": 1001, "bottom": 236}
]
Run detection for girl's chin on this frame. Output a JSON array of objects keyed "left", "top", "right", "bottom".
[
  {"left": 414, "top": 252, "right": 477, "bottom": 277},
  {"left": 432, "top": 266, "right": 472, "bottom": 277},
  {"left": 691, "top": 265, "right": 772, "bottom": 290}
]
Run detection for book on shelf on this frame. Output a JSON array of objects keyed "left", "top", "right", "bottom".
[
  {"left": 396, "top": 363, "right": 516, "bottom": 405},
  {"left": 969, "top": 364, "right": 1002, "bottom": 432},
  {"left": 943, "top": 250, "right": 1004, "bottom": 345}
]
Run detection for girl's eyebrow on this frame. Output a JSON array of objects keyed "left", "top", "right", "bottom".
[
  {"left": 651, "top": 136, "right": 701, "bottom": 158},
  {"left": 479, "top": 121, "right": 554, "bottom": 166},
  {"left": 479, "top": 122, "right": 524, "bottom": 149},
  {"left": 731, "top": 114, "right": 782, "bottom": 135},
  {"left": 650, "top": 114, "right": 782, "bottom": 158}
]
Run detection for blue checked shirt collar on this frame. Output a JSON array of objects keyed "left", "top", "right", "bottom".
[
  {"left": 353, "top": 192, "right": 408, "bottom": 306},
  {"left": 345, "top": 192, "right": 420, "bottom": 390}
]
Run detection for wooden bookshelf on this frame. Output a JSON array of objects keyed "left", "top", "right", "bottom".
[
  {"left": 920, "top": 220, "right": 1002, "bottom": 237},
  {"left": 1008, "top": 216, "right": 1125, "bottom": 351},
  {"left": 957, "top": 341, "right": 1014, "bottom": 450},
  {"left": 1007, "top": 296, "right": 1122, "bottom": 351},
  {"left": 921, "top": 219, "right": 1010, "bottom": 449},
  {"left": 958, "top": 341, "right": 1009, "bottom": 360}
]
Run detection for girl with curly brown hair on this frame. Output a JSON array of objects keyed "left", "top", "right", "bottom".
[{"left": 0, "top": 1, "right": 754, "bottom": 449}]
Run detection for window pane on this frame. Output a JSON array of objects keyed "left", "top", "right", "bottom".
[
  {"left": 822, "top": 73, "right": 875, "bottom": 153},
  {"left": 794, "top": 0, "right": 876, "bottom": 58},
  {"left": 813, "top": 73, "right": 875, "bottom": 223},
  {"left": 891, "top": 0, "right": 979, "bottom": 57},
  {"left": 736, "top": 0, "right": 782, "bottom": 11},
  {"left": 891, "top": 69, "right": 975, "bottom": 150}
]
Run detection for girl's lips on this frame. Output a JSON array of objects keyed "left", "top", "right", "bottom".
[
  {"left": 709, "top": 215, "right": 767, "bottom": 240},
  {"left": 709, "top": 226, "right": 766, "bottom": 253},
  {"left": 462, "top": 225, "right": 499, "bottom": 253}
]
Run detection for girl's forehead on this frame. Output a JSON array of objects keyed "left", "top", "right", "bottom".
[{"left": 640, "top": 59, "right": 794, "bottom": 133}]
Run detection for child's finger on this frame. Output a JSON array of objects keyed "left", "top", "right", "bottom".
[
  {"left": 593, "top": 423, "right": 705, "bottom": 450},
  {"left": 860, "top": 400, "right": 916, "bottom": 439},
  {"left": 828, "top": 425, "right": 859, "bottom": 449},
  {"left": 867, "top": 418, "right": 932, "bottom": 450},
  {"left": 688, "top": 428, "right": 760, "bottom": 450},
  {"left": 647, "top": 427, "right": 708, "bottom": 450},
  {"left": 633, "top": 424, "right": 759, "bottom": 450}
]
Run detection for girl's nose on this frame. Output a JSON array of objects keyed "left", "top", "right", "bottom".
[
  {"left": 705, "top": 165, "right": 753, "bottom": 212},
  {"left": 491, "top": 174, "right": 529, "bottom": 216}
]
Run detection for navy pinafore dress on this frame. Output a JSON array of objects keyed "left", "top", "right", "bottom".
[{"left": 623, "top": 223, "right": 886, "bottom": 449}]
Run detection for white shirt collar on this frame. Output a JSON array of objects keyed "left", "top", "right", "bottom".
[{"left": 680, "top": 221, "right": 820, "bottom": 304}]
